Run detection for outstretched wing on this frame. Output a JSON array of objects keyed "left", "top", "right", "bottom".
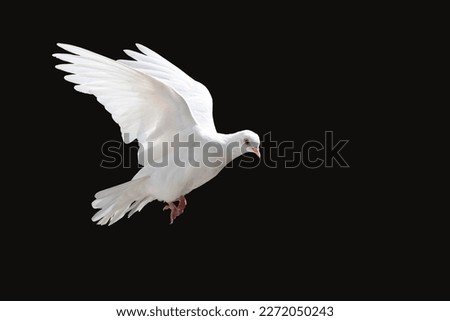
[
  {"left": 118, "top": 44, "right": 216, "bottom": 132},
  {"left": 53, "top": 43, "right": 197, "bottom": 164}
]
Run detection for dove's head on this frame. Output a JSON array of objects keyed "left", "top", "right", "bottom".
[
  {"left": 222, "top": 130, "right": 261, "bottom": 163},
  {"left": 239, "top": 130, "right": 261, "bottom": 158}
]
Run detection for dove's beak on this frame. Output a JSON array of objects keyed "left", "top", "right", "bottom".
[{"left": 251, "top": 147, "right": 261, "bottom": 158}]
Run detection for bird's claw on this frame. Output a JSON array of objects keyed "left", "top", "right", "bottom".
[
  {"left": 169, "top": 207, "right": 183, "bottom": 224},
  {"left": 164, "top": 196, "right": 187, "bottom": 224}
]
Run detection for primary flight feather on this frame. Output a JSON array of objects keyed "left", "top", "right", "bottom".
[{"left": 54, "top": 43, "right": 260, "bottom": 225}]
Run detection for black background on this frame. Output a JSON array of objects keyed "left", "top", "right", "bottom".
[{"left": 2, "top": 3, "right": 447, "bottom": 300}]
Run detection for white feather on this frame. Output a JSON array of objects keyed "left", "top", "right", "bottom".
[
  {"left": 119, "top": 43, "right": 216, "bottom": 133},
  {"left": 53, "top": 44, "right": 196, "bottom": 148}
]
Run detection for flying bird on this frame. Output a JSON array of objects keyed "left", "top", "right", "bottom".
[{"left": 53, "top": 43, "right": 260, "bottom": 225}]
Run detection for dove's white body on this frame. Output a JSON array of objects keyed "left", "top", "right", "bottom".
[
  {"left": 133, "top": 128, "right": 232, "bottom": 203},
  {"left": 54, "top": 43, "right": 259, "bottom": 225}
]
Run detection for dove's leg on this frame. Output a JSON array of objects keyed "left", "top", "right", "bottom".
[
  {"left": 163, "top": 202, "right": 181, "bottom": 224},
  {"left": 163, "top": 196, "right": 187, "bottom": 224},
  {"left": 178, "top": 195, "right": 187, "bottom": 212}
]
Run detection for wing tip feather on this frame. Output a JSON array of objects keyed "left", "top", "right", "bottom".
[
  {"left": 135, "top": 43, "right": 153, "bottom": 55},
  {"left": 56, "top": 43, "right": 71, "bottom": 50}
]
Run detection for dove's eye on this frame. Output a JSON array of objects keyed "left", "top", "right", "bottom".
[{"left": 244, "top": 139, "right": 250, "bottom": 145}]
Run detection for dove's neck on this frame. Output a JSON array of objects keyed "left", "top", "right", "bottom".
[{"left": 216, "top": 132, "right": 246, "bottom": 165}]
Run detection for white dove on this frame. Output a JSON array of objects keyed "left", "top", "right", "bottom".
[{"left": 53, "top": 43, "right": 260, "bottom": 225}]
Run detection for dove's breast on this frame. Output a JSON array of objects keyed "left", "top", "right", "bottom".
[
  {"left": 132, "top": 128, "right": 227, "bottom": 203},
  {"left": 136, "top": 147, "right": 224, "bottom": 203}
]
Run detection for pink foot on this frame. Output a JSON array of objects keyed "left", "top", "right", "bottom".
[
  {"left": 163, "top": 195, "right": 188, "bottom": 224},
  {"left": 178, "top": 195, "right": 187, "bottom": 211}
]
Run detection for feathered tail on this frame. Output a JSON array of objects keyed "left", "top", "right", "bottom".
[{"left": 91, "top": 177, "right": 154, "bottom": 225}]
